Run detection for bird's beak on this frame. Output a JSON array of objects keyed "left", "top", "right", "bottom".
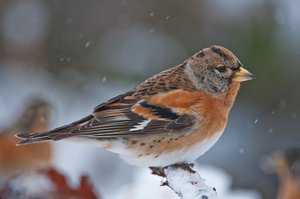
[{"left": 232, "top": 67, "right": 255, "bottom": 82}]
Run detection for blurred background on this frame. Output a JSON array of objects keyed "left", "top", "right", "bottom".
[{"left": 0, "top": 0, "right": 300, "bottom": 198}]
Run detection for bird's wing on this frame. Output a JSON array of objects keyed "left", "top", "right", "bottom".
[
  {"left": 16, "top": 65, "right": 201, "bottom": 144},
  {"left": 45, "top": 90, "right": 198, "bottom": 141}
]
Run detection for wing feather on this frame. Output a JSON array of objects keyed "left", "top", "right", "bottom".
[
  {"left": 16, "top": 66, "right": 200, "bottom": 144},
  {"left": 42, "top": 91, "right": 196, "bottom": 140}
]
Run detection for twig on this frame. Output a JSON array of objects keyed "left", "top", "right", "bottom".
[{"left": 150, "top": 163, "right": 218, "bottom": 199}]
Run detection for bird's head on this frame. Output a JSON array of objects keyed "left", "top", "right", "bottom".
[{"left": 186, "top": 45, "right": 254, "bottom": 94}]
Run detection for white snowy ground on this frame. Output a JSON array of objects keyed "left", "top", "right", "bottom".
[{"left": 111, "top": 166, "right": 261, "bottom": 199}]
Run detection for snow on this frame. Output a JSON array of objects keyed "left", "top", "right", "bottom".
[
  {"left": 197, "top": 166, "right": 261, "bottom": 199},
  {"left": 239, "top": 148, "right": 245, "bottom": 154},
  {"left": 5, "top": 171, "right": 54, "bottom": 198},
  {"left": 111, "top": 168, "right": 177, "bottom": 199},
  {"left": 165, "top": 166, "right": 218, "bottom": 199},
  {"left": 85, "top": 41, "right": 91, "bottom": 48},
  {"left": 110, "top": 165, "right": 261, "bottom": 199}
]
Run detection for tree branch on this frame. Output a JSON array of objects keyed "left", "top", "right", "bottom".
[{"left": 151, "top": 164, "right": 218, "bottom": 199}]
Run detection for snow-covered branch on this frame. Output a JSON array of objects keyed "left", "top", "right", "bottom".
[{"left": 151, "top": 164, "right": 218, "bottom": 199}]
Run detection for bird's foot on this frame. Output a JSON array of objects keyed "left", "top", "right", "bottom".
[
  {"left": 149, "top": 166, "right": 166, "bottom": 177},
  {"left": 170, "top": 163, "right": 196, "bottom": 173},
  {"left": 149, "top": 163, "right": 195, "bottom": 178}
]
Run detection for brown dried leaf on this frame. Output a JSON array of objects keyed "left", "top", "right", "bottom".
[{"left": 41, "top": 167, "right": 98, "bottom": 199}]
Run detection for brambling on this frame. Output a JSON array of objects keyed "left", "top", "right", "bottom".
[
  {"left": 16, "top": 45, "right": 254, "bottom": 167},
  {"left": 0, "top": 98, "right": 51, "bottom": 174}
]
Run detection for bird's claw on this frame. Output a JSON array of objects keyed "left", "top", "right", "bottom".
[{"left": 149, "top": 163, "right": 196, "bottom": 178}]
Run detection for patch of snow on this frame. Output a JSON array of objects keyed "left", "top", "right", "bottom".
[
  {"left": 110, "top": 165, "right": 261, "bottom": 199},
  {"left": 165, "top": 166, "right": 217, "bottom": 199},
  {"left": 111, "top": 168, "right": 177, "bottom": 199},
  {"left": 6, "top": 171, "right": 53, "bottom": 198}
]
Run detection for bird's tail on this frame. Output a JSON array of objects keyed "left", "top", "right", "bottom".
[
  {"left": 15, "top": 115, "right": 94, "bottom": 146},
  {"left": 15, "top": 132, "right": 53, "bottom": 146}
]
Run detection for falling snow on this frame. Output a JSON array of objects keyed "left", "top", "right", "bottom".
[
  {"left": 268, "top": 128, "right": 273, "bottom": 133},
  {"left": 85, "top": 41, "right": 91, "bottom": 48},
  {"left": 149, "top": 28, "right": 154, "bottom": 33},
  {"left": 239, "top": 148, "right": 245, "bottom": 154}
]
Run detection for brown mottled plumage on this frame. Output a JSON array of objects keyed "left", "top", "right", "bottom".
[{"left": 16, "top": 45, "right": 254, "bottom": 167}]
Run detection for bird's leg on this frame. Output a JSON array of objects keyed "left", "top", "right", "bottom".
[
  {"left": 149, "top": 166, "right": 166, "bottom": 177},
  {"left": 149, "top": 163, "right": 195, "bottom": 177},
  {"left": 169, "top": 163, "right": 196, "bottom": 173}
]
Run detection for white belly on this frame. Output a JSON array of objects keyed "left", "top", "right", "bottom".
[
  {"left": 66, "top": 131, "right": 223, "bottom": 167},
  {"left": 120, "top": 132, "right": 223, "bottom": 167}
]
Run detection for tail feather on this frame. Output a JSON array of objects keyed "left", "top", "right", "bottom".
[
  {"left": 15, "top": 115, "right": 94, "bottom": 146},
  {"left": 15, "top": 132, "right": 53, "bottom": 146}
]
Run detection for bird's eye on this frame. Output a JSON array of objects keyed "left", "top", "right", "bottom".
[{"left": 216, "top": 65, "right": 226, "bottom": 73}]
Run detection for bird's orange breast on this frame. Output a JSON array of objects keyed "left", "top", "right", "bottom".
[{"left": 126, "top": 87, "right": 240, "bottom": 154}]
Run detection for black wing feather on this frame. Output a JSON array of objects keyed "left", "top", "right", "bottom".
[{"left": 139, "top": 100, "right": 179, "bottom": 120}]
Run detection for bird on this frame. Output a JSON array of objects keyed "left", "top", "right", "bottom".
[
  {"left": 16, "top": 45, "right": 254, "bottom": 168},
  {"left": 0, "top": 98, "right": 52, "bottom": 177}
]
